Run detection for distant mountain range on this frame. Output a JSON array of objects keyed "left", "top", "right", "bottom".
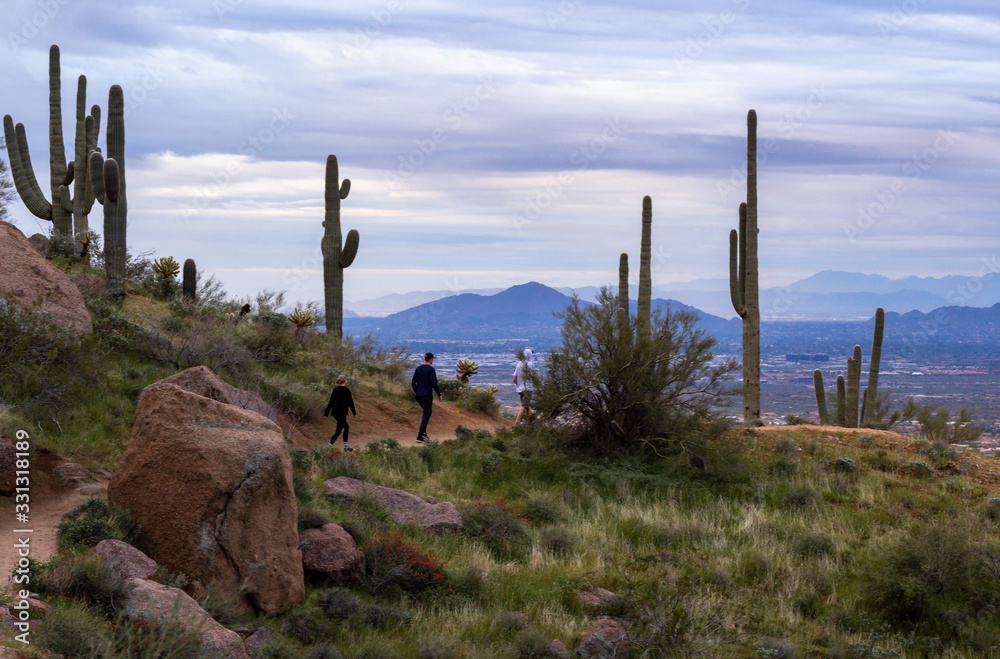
[
  {"left": 344, "top": 281, "right": 1000, "bottom": 361},
  {"left": 345, "top": 270, "right": 1000, "bottom": 321}
]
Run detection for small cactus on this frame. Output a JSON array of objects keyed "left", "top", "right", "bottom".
[
  {"left": 152, "top": 256, "right": 180, "bottom": 279},
  {"left": 288, "top": 308, "right": 317, "bottom": 339},
  {"left": 182, "top": 258, "right": 197, "bottom": 302},
  {"left": 456, "top": 358, "right": 480, "bottom": 383}
]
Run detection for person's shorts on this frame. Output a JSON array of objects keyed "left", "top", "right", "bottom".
[{"left": 519, "top": 390, "right": 533, "bottom": 406}]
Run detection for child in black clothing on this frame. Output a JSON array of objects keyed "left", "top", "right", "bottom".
[{"left": 324, "top": 375, "right": 357, "bottom": 451}]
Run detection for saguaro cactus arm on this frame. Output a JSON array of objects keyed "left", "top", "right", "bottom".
[
  {"left": 814, "top": 369, "right": 829, "bottom": 425},
  {"left": 3, "top": 117, "right": 53, "bottom": 220},
  {"left": 863, "top": 307, "right": 885, "bottom": 424},
  {"left": 89, "top": 151, "right": 106, "bottom": 204},
  {"left": 339, "top": 229, "right": 359, "bottom": 268},
  {"left": 836, "top": 375, "right": 847, "bottom": 426},
  {"left": 729, "top": 203, "right": 748, "bottom": 317},
  {"left": 637, "top": 196, "right": 652, "bottom": 342}
]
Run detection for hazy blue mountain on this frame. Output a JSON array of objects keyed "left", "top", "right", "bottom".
[{"left": 345, "top": 287, "right": 505, "bottom": 317}]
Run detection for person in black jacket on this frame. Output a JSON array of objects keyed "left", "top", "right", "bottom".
[
  {"left": 324, "top": 375, "right": 357, "bottom": 451},
  {"left": 411, "top": 352, "right": 441, "bottom": 444}
]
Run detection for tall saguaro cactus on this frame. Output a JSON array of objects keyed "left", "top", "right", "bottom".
[
  {"left": 321, "top": 155, "right": 359, "bottom": 341},
  {"left": 618, "top": 253, "right": 630, "bottom": 351},
  {"left": 813, "top": 369, "right": 829, "bottom": 425},
  {"left": 636, "top": 196, "right": 652, "bottom": 344},
  {"left": 863, "top": 307, "right": 885, "bottom": 424},
  {"left": 3, "top": 44, "right": 100, "bottom": 246},
  {"left": 846, "top": 345, "right": 862, "bottom": 428},
  {"left": 729, "top": 109, "right": 761, "bottom": 424},
  {"left": 89, "top": 86, "right": 127, "bottom": 300}
]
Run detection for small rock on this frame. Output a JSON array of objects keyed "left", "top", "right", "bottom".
[
  {"left": 26, "top": 598, "right": 47, "bottom": 616},
  {"left": 545, "top": 639, "right": 569, "bottom": 657},
  {"left": 244, "top": 628, "right": 274, "bottom": 658},
  {"left": 426, "top": 495, "right": 437, "bottom": 504},
  {"left": 578, "top": 587, "right": 618, "bottom": 608},
  {"left": 299, "top": 523, "right": 366, "bottom": 583},
  {"left": 94, "top": 539, "right": 159, "bottom": 581},
  {"left": 323, "top": 477, "right": 462, "bottom": 532},
  {"left": 54, "top": 462, "right": 91, "bottom": 486},
  {"left": 577, "top": 618, "right": 628, "bottom": 659}
]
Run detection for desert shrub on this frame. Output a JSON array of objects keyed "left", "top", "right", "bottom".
[
  {"left": 293, "top": 473, "right": 313, "bottom": 505},
  {"left": 827, "top": 457, "right": 857, "bottom": 474},
  {"left": 0, "top": 297, "right": 89, "bottom": 415},
  {"left": 862, "top": 449, "right": 896, "bottom": 473},
  {"left": 625, "top": 588, "right": 737, "bottom": 656},
  {"left": 256, "top": 635, "right": 303, "bottom": 659},
  {"left": 419, "top": 637, "right": 462, "bottom": 659},
  {"left": 479, "top": 449, "right": 504, "bottom": 474},
  {"left": 362, "top": 531, "right": 449, "bottom": 594},
  {"left": 139, "top": 305, "right": 252, "bottom": 372},
  {"left": 867, "top": 522, "right": 980, "bottom": 624},
  {"left": 56, "top": 497, "right": 138, "bottom": 553},
  {"left": 917, "top": 405, "right": 981, "bottom": 444},
  {"left": 320, "top": 449, "right": 367, "bottom": 481},
  {"left": 106, "top": 617, "right": 202, "bottom": 658},
  {"left": 364, "top": 602, "right": 413, "bottom": 629},
  {"left": 986, "top": 497, "right": 1000, "bottom": 521},
  {"left": 783, "top": 485, "right": 819, "bottom": 509},
  {"left": 198, "top": 584, "right": 255, "bottom": 626},
  {"left": 318, "top": 586, "right": 359, "bottom": 619},
  {"left": 453, "top": 564, "right": 486, "bottom": 601},
  {"left": 460, "top": 386, "right": 502, "bottom": 417},
  {"left": 304, "top": 644, "right": 342, "bottom": 659},
  {"left": 328, "top": 333, "right": 410, "bottom": 381},
  {"left": 461, "top": 499, "right": 530, "bottom": 559},
  {"left": 794, "top": 592, "right": 820, "bottom": 619},
  {"left": 281, "top": 607, "right": 327, "bottom": 644},
  {"left": 794, "top": 533, "right": 836, "bottom": 558},
  {"left": 438, "top": 379, "right": 467, "bottom": 401},
  {"left": 534, "top": 289, "right": 737, "bottom": 451},
  {"left": 906, "top": 461, "right": 935, "bottom": 479},
  {"left": 87, "top": 292, "right": 143, "bottom": 351},
  {"left": 35, "top": 599, "right": 112, "bottom": 657},
  {"left": 757, "top": 637, "right": 796, "bottom": 658},
  {"left": 785, "top": 414, "right": 810, "bottom": 426},
  {"left": 522, "top": 496, "right": 565, "bottom": 525},
  {"left": 494, "top": 610, "right": 529, "bottom": 630},
  {"left": 770, "top": 455, "right": 799, "bottom": 477},
  {"left": 454, "top": 425, "right": 492, "bottom": 443},
  {"left": 37, "top": 552, "right": 132, "bottom": 616},
  {"left": 919, "top": 439, "right": 956, "bottom": 464},
  {"left": 539, "top": 526, "right": 577, "bottom": 556},
  {"left": 417, "top": 439, "right": 442, "bottom": 470},
  {"left": 511, "top": 629, "right": 551, "bottom": 658}
]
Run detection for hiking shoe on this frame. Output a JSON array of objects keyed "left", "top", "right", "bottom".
[
  {"left": 343, "top": 444, "right": 353, "bottom": 452},
  {"left": 415, "top": 436, "right": 426, "bottom": 445}
]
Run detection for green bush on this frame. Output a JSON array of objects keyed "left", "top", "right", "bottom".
[
  {"left": 461, "top": 499, "right": 530, "bottom": 560},
  {"left": 37, "top": 552, "right": 132, "bottom": 617},
  {"left": 318, "top": 586, "right": 359, "bottom": 619},
  {"left": 56, "top": 498, "right": 138, "bottom": 553},
  {"left": 459, "top": 386, "right": 502, "bottom": 417},
  {"left": 539, "top": 526, "right": 577, "bottom": 556},
  {"left": 522, "top": 496, "right": 565, "bottom": 525},
  {"left": 35, "top": 599, "right": 111, "bottom": 657},
  {"left": 319, "top": 448, "right": 367, "bottom": 481},
  {"left": 783, "top": 485, "right": 819, "bottom": 509},
  {"left": 454, "top": 425, "right": 492, "bottom": 443},
  {"left": 438, "top": 379, "right": 467, "bottom": 401},
  {"left": 281, "top": 607, "right": 327, "bottom": 644},
  {"left": 906, "top": 461, "right": 935, "bottom": 479},
  {"left": 986, "top": 497, "right": 1000, "bottom": 521}
]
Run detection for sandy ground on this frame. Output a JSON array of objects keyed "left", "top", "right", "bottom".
[{"left": 0, "top": 400, "right": 510, "bottom": 579}]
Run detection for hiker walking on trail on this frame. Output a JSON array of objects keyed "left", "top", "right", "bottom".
[
  {"left": 324, "top": 375, "right": 357, "bottom": 451},
  {"left": 412, "top": 352, "right": 442, "bottom": 444},
  {"left": 513, "top": 348, "right": 535, "bottom": 425}
]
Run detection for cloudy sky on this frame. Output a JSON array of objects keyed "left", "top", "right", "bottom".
[{"left": 2, "top": 0, "right": 998, "bottom": 305}]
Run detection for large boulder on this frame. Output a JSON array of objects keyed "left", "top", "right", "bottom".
[
  {"left": 299, "top": 523, "right": 365, "bottom": 582},
  {"left": 108, "top": 379, "right": 303, "bottom": 614},
  {"left": 139, "top": 365, "right": 277, "bottom": 422},
  {"left": 323, "top": 477, "right": 462, "bottom": 532},
  {"left": 120, "top": 577, "right": 248, "bottom": 658},
  {"left": 0, "top": 221, "right": 92, "bottom": 333}
]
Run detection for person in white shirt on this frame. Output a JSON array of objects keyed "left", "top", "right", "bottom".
[{"left": 512, "top": 348, "right": 534, "bottom": 425}]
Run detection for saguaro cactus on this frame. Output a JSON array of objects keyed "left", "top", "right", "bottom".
[
  {"left": 321, "top": 154, "right": 358, "bottom": 341},
  {"left": 835, "top": 375, "right": 846, "bottom": 426},
  {"left": 637, "top": 196, "right": 652, "bottom": 344},
  {"left": 846, "top": 345, "right": 862, "bottom": 428},
  {"left": 863, "top": 307, "right": 885, "bottom": 424},
  {"left": 183, "top": 258, "right": 197, "bottom": 302},
  {"left": 3, "top": 45, "right": 100, "bottom": 246},
  {"left": 729, "top": 109, "right": 761, "bottom": 424},
  {"left": 813, "top": 369, "right": 829, "bottom": 425},
  {"left": 89, "top": 85, "right": 127, "bottom": 300},
  {"left": 618, "top": 252, "right": 630, "bottom": 351}
]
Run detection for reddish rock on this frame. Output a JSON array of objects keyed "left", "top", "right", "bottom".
[
  {"left": 120, "top": 577, "right": 248, "bottom": 659},
  {"left": 244, "top": 628, "right": 274, "bottom": 658},
  {"left": 53, "top": 462, "right": 91, "bottom": 486},
  {"left": 0, "top": 220, "right": 92, "bottom": 332},
  {"left": 0, "top": 436, "right": 17, "bottom": 496},
  {"left": 578, "top": 619, "right": 628, "bottom": 659},
  {"left": 324, "top": 477, "right": 462, "bottom": 532},
  {"left": 545, "top": 639, "right": 569, "bottom": 657},
  {"left": 141, "top": 365, "right": 277, "bottom": 422},
  {"left": 299, "top": 523, "right": 365, "bottom": 582},
  {"left": 579, "top": 587, "right": 619, "bottom": 608},
  {"left": 94, "top": 539, "right": 159, "bottom": 581},
  {"left": 108, "top": 381, "right": 303, "bottom": 615}
]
